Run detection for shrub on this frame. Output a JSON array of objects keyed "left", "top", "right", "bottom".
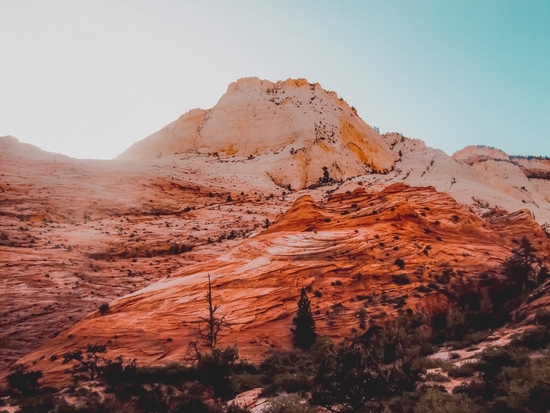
[
  {"left": 415, "top": 387, "right": 482, "bottom": 413},
  {"left": 259, "top": 348, "right": 316, "bottom": 396},
  {"left": 99, "top": 303, "right": 110, "bottom": 315},
  {"left": 394, "top": 259, "right": 405, "bottom": 270},
  {"left": 262, "top": 394, "right": 316, "bottom": 413},
  {"left": 197, "top": 346, "right": 239, "bottom": 399},
  {"left": 392, "top": 274, "right": 411, "bottom": 285},
  {"left": 474, "top": 346, "right": 529, "bottom": 381},
  {"left": 7, "top": 365, "right": 42, "bottom": 395},
  {"left": 511, "top": 325, "right": 550, "bottom": 349},
  {"left": 291, "top": 288, "right": 317, "bottom": 350},
  {"left": 447, "top": 363, "right": 476, "bottom": 378},
  {"left": 503, "top": 236, "right": 537, "bottom": 292}
]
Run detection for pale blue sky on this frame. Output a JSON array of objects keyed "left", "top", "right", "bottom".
[{"left": 1, "top": 0, "right": 548, "bottom": 159}]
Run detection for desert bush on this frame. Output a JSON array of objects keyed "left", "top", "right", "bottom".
[
  {"left": 98, "top": 303, "right": 110, "bottom": 315},
  {"left": 414, "top": 387, "right": 482, "bottom": 413},
  {"left": 391, "top": 274, "right": 410, "bottom": 285},
  {"left": 260, "top": 348, "right": 316, "bottom": 396},
  {"left": 447, "top": 363, "right": 476, "bottom": 378},
  {"left": 15, "top": 393, "right": 56, "bottom": 413},
  {"left": 263, "top": 393, "right": 316, "bottom": 413},
  {"left": 7, "top": 365, "right": 43, "bottom": 395},
  {"left": 511, "top": 325, "right": 550, "bottom": 349}
]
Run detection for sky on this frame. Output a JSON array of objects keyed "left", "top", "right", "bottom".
[{"left": 1, "top": 0, "right": 549, "bottom": 159}]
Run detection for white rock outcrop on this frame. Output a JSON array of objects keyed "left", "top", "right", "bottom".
[{"left": 118, "top": 77, "right": 397, "bottom": 189}]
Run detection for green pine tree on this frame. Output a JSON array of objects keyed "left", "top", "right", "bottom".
[
  {"left": 504, "top": 236, "right": 538, "bottom": 292},
  {"left": 291, "top": 287, "right": 317, "bottom": 350}
]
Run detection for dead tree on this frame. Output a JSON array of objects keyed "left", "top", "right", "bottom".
[{"left": 198, "top": 275, "right": 229, "bottom": 348}]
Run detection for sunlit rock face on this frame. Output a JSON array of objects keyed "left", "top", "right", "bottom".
[
  {"left": 18, "top": 183, "right": 550, "bottom": 386},
  {"left": 451, "top": 145, "right": 550, "bottom": 222},
  {"left": 353, "top": 136, "right": 550, "bottom": 225},
  {"left": 117, "top": 77, "right": 397, "bottom": 189}
]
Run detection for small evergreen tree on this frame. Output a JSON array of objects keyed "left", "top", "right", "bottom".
[
  {"left": 504, "top": 236, "right": 538, "bottom": 292},
  {"left": 62, "top": 343, "right": 107, "bottom": 382},
  {"left": 291, "top": 288, "right": 317, "bottom": 350},
  {"left": 320, "top": 166, "right": 331, "bottom": 184}
]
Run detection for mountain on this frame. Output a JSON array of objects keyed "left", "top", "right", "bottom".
[
  {"left": 117, "top": 77, "right": 397, "bottom": 189},
  {"left": 1, "top": 78, "right": 550, "bottom": 386}
]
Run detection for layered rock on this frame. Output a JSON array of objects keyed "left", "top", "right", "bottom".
[
  {"left": 452, "top": 145, "right": 550, "bottom": 222},
  {"left": 0, "top": 143, "right": 292, "bottom": 371},
  {"left": 351, "top": 135, "right": 550, "bottom": 225},
  {"left": 17, "top": 183, "right": 550, "bottom": 385},
  {"left": 3, "top": 78, "right": 550, "bottom": 388},
  {"left": 118, "top": 77, "right": 397, "bottom": 189}
]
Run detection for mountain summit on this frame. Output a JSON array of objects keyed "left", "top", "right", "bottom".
[{"left": 118, "top": 77, "right": 396, "bottom": 189}]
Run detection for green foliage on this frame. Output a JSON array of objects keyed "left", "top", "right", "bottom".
[
  {"left": 263, "top": 394, "right": 316, "bottom": 413},
  {"left": 503, "top": 236, "right": 538, "bottom": 292},
  {"left": 15, "top": 393, "right": 56, "bottom": 413},
  {"left": 454, "top": 347, "right": 550, "bottom": 413},
  {"left": 414, "top": 388, "right": 482, "bottom": 413},
  {"left": 320, "top": 166, "right": 331, "bottom": 184},
  {"left": 312, "top": 313, "right": 432, "bottom": 411},
  {"left": 474, "top": 346, "right": 529, "bottom": 381},
  {"left": 197, "top": 346, "right": 239, "bottom": 399},
  {"left": 259, "top": 347, "right": 317, "bottom": 396},
  {"left": 7, "top": 365, "right": 43, "bottom": 395},
  {"left": 63, "top": 343, "right": 107, "bottom": 382},
  {"left": 446, "top": 308, "right": 467, "bottom": 342},
  {"left": 511, "top": 323, "right": 550, "bottom": 350},
  {"left": 291, "top": 288, "right": 317, "bottom": 350},
  {"left": 447, "top": 363, "right": 476, "bottom": 378},
  {"left": 99, "top": 303, "right": 110, "bottom": 315},
  {"left": 218, "top": 404, "right": 251, "bottom": 413},
  {"left": 311, "top": 340, "right": 385, "bottom": 410}
]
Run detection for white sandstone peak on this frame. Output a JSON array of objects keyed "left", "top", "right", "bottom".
[{"left": 118, "top": 77, "right": 397, "bottom": 189}]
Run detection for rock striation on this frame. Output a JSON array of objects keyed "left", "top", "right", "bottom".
[{"left": 17, "top": 183, "right": 550, "bottom": 385}]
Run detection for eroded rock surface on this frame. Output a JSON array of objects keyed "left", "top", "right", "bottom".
[
  {"left": 0, "top": 137, "right": 297, "bottom": 371},
  {"left": 17, "top": 183, "right": 550, "bottom": 385}
]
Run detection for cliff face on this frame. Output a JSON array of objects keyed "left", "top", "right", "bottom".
[
  {"left": 117, "top": 77, "right": 397, "bottom": 189},
  {"left": 17, "top": 183, "right": 550, "bottom": 385}
]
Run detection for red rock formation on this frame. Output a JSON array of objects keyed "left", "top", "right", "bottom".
[{"left": 16, "top": 183, "right": 550, "bottom": 386}]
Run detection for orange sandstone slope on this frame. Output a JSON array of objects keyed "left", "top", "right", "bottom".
[
  {"left": 0, "top": 136, "right": 296, "bottom": 371},
  {"left": 117, "top": 77, "right": 397, "bottom": 189},
  {"left": 21, "top": 183, "right": 550, "bottom": 382}
]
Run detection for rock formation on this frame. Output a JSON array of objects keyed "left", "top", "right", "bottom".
[
  {"left": 117, "top": 77, "right": 397, "bottom": 189},
  {"left": 2, "top": 78, "right": 550, "bottom": 387},
  {"left": 16, "top": 183, "right": 550, "bottom": 385}
]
